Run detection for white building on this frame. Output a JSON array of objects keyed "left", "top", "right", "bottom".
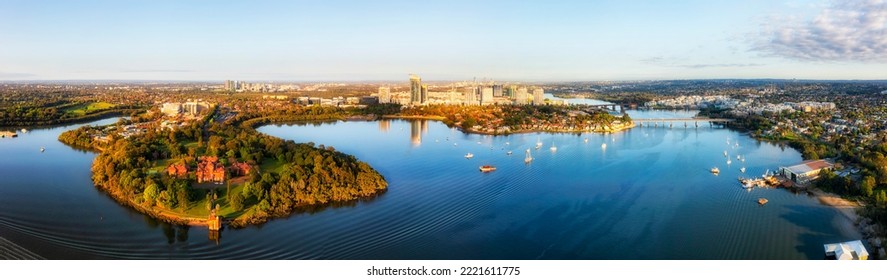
[
  {"left": 824, "top": 240, "right": 869, "bottom": 260},
  {"left": 532, "top": 88, "right": 544, "bottom": 105},
  {"left": 480, "top": 87, "right": 494, "bottom": 105},
  {"left": 161, "top": 103, "right": 181, "bottom": 117}
]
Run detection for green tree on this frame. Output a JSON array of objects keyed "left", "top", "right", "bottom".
[
  {"left": 861, "top": 176, "right": 876, "bottom": 197},
  {"left": 143, "top": 180, "right": 160, "bottom": 206},
  {"left": 229, "top": 192, "right": 245, "bottom": 211}
]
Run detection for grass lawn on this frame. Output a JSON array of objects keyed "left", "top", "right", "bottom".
[
  {"left": 157, "top": 180, "right": 256, "bottom": 220},
  {"left": 259, "top": 158, "right": 287, "bottom": 173},
  {"left": 65, "top": 102, "right": 115, "bottom": 116}
]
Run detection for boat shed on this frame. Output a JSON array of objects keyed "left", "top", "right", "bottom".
[
  {"left": 779, "top": 159, "right": 834, "bottom": 183},
  {"left": 824, "top": 240, "right": 868, "bottom": 260}
]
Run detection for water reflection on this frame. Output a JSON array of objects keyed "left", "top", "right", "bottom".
[
  {"left": 409, "top": 119, "right": 427, "bottom": 146},
  {"left": 379, "top": 119, "right": 390, "bottom": 132}
]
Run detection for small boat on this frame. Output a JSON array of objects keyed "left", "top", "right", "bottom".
[
  {"left": 524, "top": 149, "right": 533, "bottom": 163},
  {"left": 505, "top": 142, "right": 510, "bottom": 145},
  {"left": 740, "top": 157, "right": 745, "bottom": 162},
  {"left": 740, "top": 167, "right": 746, "bottom": 173},
  {"left": 506, "top": 151, "right": 513, "bottom": 155},
  {"left": 724, "top": 150, "right": 728, "bottom": 157},
  {"left": 40, "top": 147, "right": 45, "bottom": 152},
  {"left": 479, "top": 165, "right": 496, "bottom": 172},
  {"left": 465, "top": 153, "right": 474, "bottom": 159},
  {"left": 584, "top": 138, "right": 589, "bottom": 143},
  {"left": 737, "top": 155, "right": 741, "bottom": 160},
  {"left": 758, "top": 198, "right": 768, "bottom": 205},
  {"left": 20, "top": 128, "right": 28, "bottom": 133},
  {"left": 727, "top": 159, "right": 732, "bottom": 165},
  {"left": 710, "top": 167, "right": 720, "bottom": 174},
  {"left": 550, "top": 143, "right": 557, "bottom": 152},
  {"left": 454, "top": 143, "right": 458, "bottom": 146},
  {"left": 601, "top": 143, "right": 607, "bottom": 149}
]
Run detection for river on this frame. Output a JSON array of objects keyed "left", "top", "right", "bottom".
[{"left": 0, "top": 108, "right": 860, "bottom": 259}]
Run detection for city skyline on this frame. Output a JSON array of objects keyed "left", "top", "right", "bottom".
[{"left": 2, "top": 0, "right": 887, "bottom": 81}]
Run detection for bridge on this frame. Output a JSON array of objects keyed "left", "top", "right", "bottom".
[{"left": 632, "top": 118, "right": 733, "bottom": 123}]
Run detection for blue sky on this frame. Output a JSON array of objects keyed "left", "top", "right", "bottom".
[{"left": 1, "top": 0, "right": 886, "bottom": 81}]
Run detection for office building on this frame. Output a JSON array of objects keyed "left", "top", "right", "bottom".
[{"left": 410, "top": 74, "right": 421, "bottom": 105}]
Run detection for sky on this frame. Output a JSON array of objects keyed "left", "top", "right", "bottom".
[{"left": 1, "top": 0, "right": 886, "bottom": 81}]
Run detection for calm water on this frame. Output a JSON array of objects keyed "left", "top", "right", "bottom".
[{"left": 0, "top": 110, "right": 860, "bottom": 259}]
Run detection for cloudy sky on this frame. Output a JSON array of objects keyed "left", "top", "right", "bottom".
[{"left": 1, "top": 0, "right": 886, "bottom": 81}]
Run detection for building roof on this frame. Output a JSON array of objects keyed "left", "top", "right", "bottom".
[
  {"left": 784, "top": 159, "right": 834, "bottom": 175},
  {"left": 824, "top": 240, "right": 868, "bottom": 260}
]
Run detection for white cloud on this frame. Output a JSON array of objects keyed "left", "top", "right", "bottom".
[{"left": 754, "top": 0, "right": 887, "bottom": 62}]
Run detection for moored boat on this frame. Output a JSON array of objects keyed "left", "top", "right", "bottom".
[
  {"left": 710, "top": 167, "right": 720, "bottom": 174},
  {"left": 465, "top": 153, "right": 474, "bottom": 159},
  {"left": 479, "top": 165, "right": 496, "bottom": 172}
]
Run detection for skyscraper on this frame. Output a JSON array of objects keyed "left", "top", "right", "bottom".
[
  {"left": 492, "top": 85, "right": 503, "bottom": 97},
  {"left": 420, "top": 84, "right": 428, "bottom": 104},
  {"left": 410, "top": 74, "right": 421, "bottom": 105}
]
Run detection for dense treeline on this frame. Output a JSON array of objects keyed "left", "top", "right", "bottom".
[
  {"left": 58, "top": 125, "right": 109, "bottom": 150},
  {"left": 0, "top": 106, "right": 140, "bottom": 126},
  {"left": 82, "top": 104, "right": 387, "bottom": 228}
]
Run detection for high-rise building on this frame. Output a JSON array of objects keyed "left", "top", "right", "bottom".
[
  {"left": 515, "top": 87, "right": 529, "bottom": 105},
  {"left": 378, "top": 87, "right": 391, "bottom": 103},
  {"left": 223, "top": 80, "right": 235, "bottom": 92},
  {"left": 465, "top": 87, "right": 478, "bottom": 105},
  {"left": 480, "top": 87, "right": 494, "bottom": 105},
  {"left": 410, "top": 74, "right": 422, "bottom": 105},
  {"left": 420, "top": 84, "right": 428, "bottom": 104},
  {"left": 492, "top": 85, "right": 503, "bottom": 97},
  {"left": 533, "top": 87, "right": 545, "bottom": 105}
]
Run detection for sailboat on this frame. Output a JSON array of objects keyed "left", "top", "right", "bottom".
[
  {"left": 506, "top": 150, "right": 513, "bottom": 155},
  {"left": 740, "top": 167, "right": 746, "bottom": 173},
  {"left": 40, "top": 146, "right": 45, "bottom": 152},
  {"left": 550, "top": 142, "right": 557, "bottom": 152},
  {"left": 535, "top": 137, "right": 543, "bottom": 150},
  {"left": 724, "top": 150, "right": 728, "bottom": 157},
  {"left": 465, "top": 153, "right": 474, "bottom": 159},
  {"left": 524, "top": 149, "right": 533, "bottom": 163},
  {"left": 727, "top": 159, "right": 732, "bottom": 165},
  {"left": 584, "top": 138, "right": 589, "bottom": 143},
  {"left": 601, "top": 143, "right": 607, "bottom": 149}
]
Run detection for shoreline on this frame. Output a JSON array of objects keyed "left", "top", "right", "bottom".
[{"left": 381, "top": 115, "right": 635, "bottom": 135}]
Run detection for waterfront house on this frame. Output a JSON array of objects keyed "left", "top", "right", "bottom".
[
  {"left": 779, "top": 159, "right": 834, "bottom": 184},
  {"left": 824, "top": 240, "right": 869, "bottom": 260}
]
